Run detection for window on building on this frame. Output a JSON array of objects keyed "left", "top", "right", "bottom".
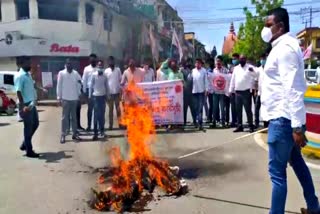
[
  {"left": 4, "top": 75, "right": 14, "bottom": 86},
  {"left": 103, "top": 12, "right": 113, "bottom": 31},
  {"left": 85, "top": 3, "right": 94, "bottom": 25},
  {"left": 15, "top": 0, "right": 30, "bottom": 20},
  {"left": 37, "top": 0, "right": 79, "bottom": 22},
  {"left": 316, "top": 38, "right": 320, "bottom": 49}
]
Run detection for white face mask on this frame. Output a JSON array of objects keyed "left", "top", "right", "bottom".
[{"left": 261, "top": 27, "right": 273, "bottom": 43}]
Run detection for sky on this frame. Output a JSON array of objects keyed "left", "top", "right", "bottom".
[{"left": 167, "top": 0, "right": 320, "bottom": 54}]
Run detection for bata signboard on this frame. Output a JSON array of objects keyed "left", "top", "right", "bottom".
[
  {"left": 0, "top": 40, "right": 91, "bottom": 57},
  {"left": 50, "top": 43, "right": 80, "bottom": 53}
]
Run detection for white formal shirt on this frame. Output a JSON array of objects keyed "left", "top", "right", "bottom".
[
  {"left": 105, "top": 67, "right": 122, "bottom": 95},
  {"left": 229, "top": 64, "right": 256, "bottom": 93},
  {"left": 89, "top": 72, "right": 109, "bottom": 97},
  {"left": 82, "top": 65, "right": 97, "bottom": 93},
  {"left": 192, "top": 67, "right": 208, "bottom": 94},
  {"left": 207, "top": 71, "right": 214, "bottom": 94},
  {"left": 57, "top": 69, "right": 82, "bottom": 101},
  {"left": 261, "top": 33, "right": 307, "bottom": 128},
  {"left": 256, "top": 66, "right": 264, "bottom": 96}
]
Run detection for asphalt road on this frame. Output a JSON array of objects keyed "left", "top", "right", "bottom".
[{"left": 1, "top": 106, "right": 320, "bottom": 214}]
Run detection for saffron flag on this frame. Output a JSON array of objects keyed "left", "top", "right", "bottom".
[
  {"left": 171, "top": 28, "right": 183, "bottom": 62},
  {"left": 303, "top": 43, "right": 313, "bottom": 60}
]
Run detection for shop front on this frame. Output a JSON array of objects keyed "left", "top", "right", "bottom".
[{"left": 0, "top": 39, "right": 107, "bottom": 99}]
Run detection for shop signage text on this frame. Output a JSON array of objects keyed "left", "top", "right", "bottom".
[{"left": 50, "top": 43, "right": 80, "bottom": 53}]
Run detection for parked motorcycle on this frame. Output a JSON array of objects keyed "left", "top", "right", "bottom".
[{"left": 0, "top": 88, "right": 16, "bottom": 115}]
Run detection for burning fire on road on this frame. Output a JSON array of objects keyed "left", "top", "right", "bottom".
[{"left": 90, "top": 83, "right": 188, "bottom": 213}]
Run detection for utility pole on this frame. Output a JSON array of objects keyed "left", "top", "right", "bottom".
[{"left": 310, "top": 6, "right": 313, "bottom": 27}]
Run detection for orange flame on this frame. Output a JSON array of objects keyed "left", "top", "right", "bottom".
[{"left": 94, "top": 82, "right": 181, "bottom": 212}]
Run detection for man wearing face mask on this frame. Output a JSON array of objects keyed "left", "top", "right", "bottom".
[
  {"left": 261, "top": 8, "right": 320, "bottom": 214},
  {"left": 14, "top": 56, "right": 40, "bottom": 158},
  {"left": 82, "top": 53, "right": 98, "bottom": 131},
  {"left": 105, "top": 56, "right": 122, "bottom": 130},
  {"left": 229, "top": 54, "right": 256, "bottom": 133},
  {"left": 90, "top": 60, "right": 110, "bottom": 140},
  {"left": 229, "top": 53, "right": 240, "bottom": 127}
]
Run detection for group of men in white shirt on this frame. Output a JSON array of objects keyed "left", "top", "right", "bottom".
[{"left": 56, "top": 55, "right": 159, "bottom": 143}]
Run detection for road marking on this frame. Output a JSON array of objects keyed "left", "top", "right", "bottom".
[{"left": 178, "top": 128, "right": 268, "bottom": 160}]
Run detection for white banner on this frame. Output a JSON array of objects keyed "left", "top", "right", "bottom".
[{"left": 138, "top": 80, "right": 184, "bottom": 125}]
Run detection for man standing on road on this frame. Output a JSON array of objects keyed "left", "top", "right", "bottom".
[
  {"left": 82, "top": 54, "right": 98, "bottom": 131},
  {"left": 105, "top": 56, "right": 122, "bottom": 130},
  {"left": 228, "top": 53, "right": 240, "bottom": 127},
  {"left": 211, "top": 56, "right": 229, "bottom": 128},
  {"left": 261, "top": 7, "right": 320, "bottom": 214},
  {"left": 192, "top": 58, "right": 208, "bottom": 131},
  {"left": 14, "top": 56, "right": 40, "bottom": 158},
  {"left": 229, "top": 54, "right": 256, "bottom": 133},
  {"left": 90, "top": 60, "right": 109, "bottom": 140},
  {"left": 181, "top": 61, "right": 195, "bottom": 126},
  {"left": 57, "top": 59, "right": 82, "bottom": 144}
]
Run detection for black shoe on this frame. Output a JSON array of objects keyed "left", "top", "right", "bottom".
[
  {"left": 20, "top": 144, "right": 26, "bottom": 151},
  {"left": 109, "top": 126, "right": 113, "bottom": 130},
  {"left": 233, "top": 126, "right": 244, "bottom": 133},
  {"left": 210, "top": 123, "right": 216, "bottom": 129},
  {"left": 26, "top": 152, "right": 40, "bottom": 158},
  {"left": 230, "top": 123, "right": 237, "bottom": 128},
  {"left": 199, "top": 126, "right": 204, "bottom": 131},
  {"left": 92, "top": 135, "right": 98, "bottom": 141},
  {"left": 78, "top": 126, "right": 85, "bottom": 130},
  {"left": 249, "top": 125, "right": 255, "bottom": 133},
  {"left": 86, "top": 127, "right": 91, "bottom": 132},
  {"left": 301, "top": 208, "right": 320, "bottom": 214},
  {"left": 60, "top": 136, "right": 66, "bottom": 144},
  {"left": 72, "top": 135, "right": 81, "bottom": 141}
]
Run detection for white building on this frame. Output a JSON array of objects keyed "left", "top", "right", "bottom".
[{"left": 0, "top": 0, "right": 135, "bottom": 99}]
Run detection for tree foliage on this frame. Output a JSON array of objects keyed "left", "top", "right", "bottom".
[{"left": 233, "top": 0, "right": 284, "bottom": 62}]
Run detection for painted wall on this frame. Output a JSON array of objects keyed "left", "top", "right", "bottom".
[{"left": 0, "top": 58, "right": 18, "bottom": 71}]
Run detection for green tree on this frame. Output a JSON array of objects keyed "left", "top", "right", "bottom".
[{"left": 233, "top": 0, "right": 283, "bottom": 62}]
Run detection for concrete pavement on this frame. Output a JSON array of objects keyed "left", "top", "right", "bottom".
[{"left": 1, "top": 106, "right": 320, "bottom": 214}]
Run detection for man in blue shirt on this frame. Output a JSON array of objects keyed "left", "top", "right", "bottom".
[{"left": 14, "top": 56, "right": 40, "bottom": 158}]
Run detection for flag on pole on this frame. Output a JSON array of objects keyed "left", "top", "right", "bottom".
[
  {"left": 149, "top": 25, "right": 159, "bottom": 61},
  {"left": 172, "top": 28, "right": 183, "bottom": 62},
  {"left": 303, "top": 43, "right": 313, "bottom": 60}
]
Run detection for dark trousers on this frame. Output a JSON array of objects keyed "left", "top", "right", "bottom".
[
  {"left": 224, "top": 95, "right": 230, "bottom": 124},
  {"left": 93, "top": 96, "right": 106, "bottom": 135},
  {"left": 235, "top": 90, "right": 253, "bottom": 127},
  {"left": 184, "top": 92, "right": 196, "bottom": 125},
  {"left": 251, "top": 90, "right": 257, "bottom": 105},
  {"left": 207, "top": 93, "right": 213, "bottom": 122},
  {"left": 108, "top": 94, "right": 121, "bottom": 128},
  {"left": 76, "top": 101, "right": 81, "bottom": 128},
  {"left": 255, "top": 95, "right": 261, "bottom": 127},
  {"left": 21, "top": 104, "right": 39, "bottom": 154},
  {"left": 213, "top": 93, "right": 226, "bottom": 124},
  {"left": 230, "top": 93, "right": 237, "bottom": 125},
  {"left": 86, "top": 90, "right": 94, "bottom": 129},
  {"left": 192, "top": 93, "right": 205, "bottom": 126}
]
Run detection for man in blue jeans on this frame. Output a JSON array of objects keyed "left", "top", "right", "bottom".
[
  {"left": 90, "top": 60, "right": 109, "bottom": 140},
  {"left": 261, "top": 8, "right": 320, "bottom": 214},
  {"left": 14, "top": 56, "right": 40, "bottom": 158}
]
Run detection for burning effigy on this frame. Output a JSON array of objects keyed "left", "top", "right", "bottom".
[{"left": 90, "top": 82, "right": 188, "bottom": 213}]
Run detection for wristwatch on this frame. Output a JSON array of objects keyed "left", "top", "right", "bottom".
[{"left": 293, "top": 127, "right": 303, "bottom": 134}]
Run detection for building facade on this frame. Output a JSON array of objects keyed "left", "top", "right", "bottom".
[
  {"left": 297, "top": 27, "right": 320, "bottom": 59},
  {"left": 0, "top": 0, "right": 153, "bottom": 99}
]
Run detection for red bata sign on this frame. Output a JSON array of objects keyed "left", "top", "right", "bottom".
[{"left": 50, "top": 43, "right": 80, "bottom": 53}]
